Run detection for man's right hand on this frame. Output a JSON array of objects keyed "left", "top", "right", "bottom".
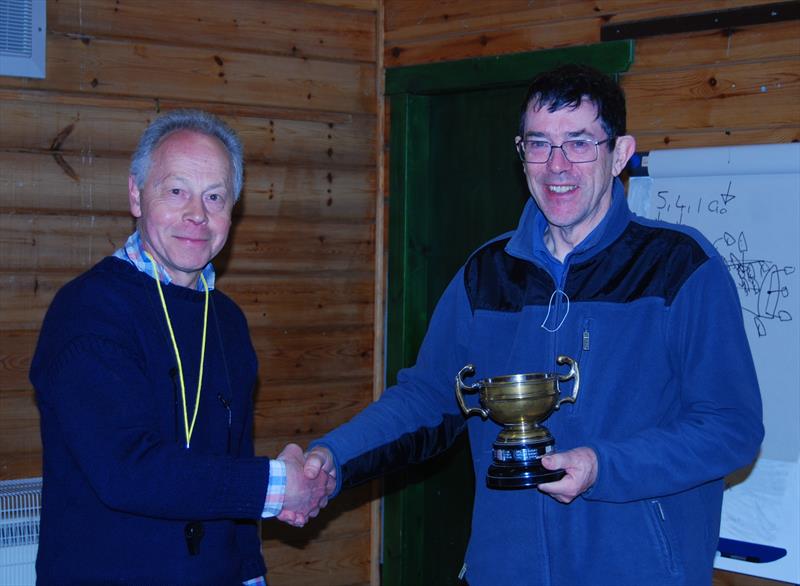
[{"left": 276, "top": 443, "right": 334, "bottom": 527}]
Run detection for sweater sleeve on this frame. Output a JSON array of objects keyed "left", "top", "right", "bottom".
[
  {"left": 311, "top": 269, "right": 473, "bottom": 494},
  {"left": 585, "top": 256, "right": 764, "bottom": 502}
]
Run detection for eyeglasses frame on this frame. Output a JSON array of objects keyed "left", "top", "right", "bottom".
[{"left": 515, "top": 137, "right": 614, "bottom": 164}]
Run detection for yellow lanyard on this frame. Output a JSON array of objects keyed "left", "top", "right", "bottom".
[{"left": 145, "top": 252, "right": 209, "bottom": 449}]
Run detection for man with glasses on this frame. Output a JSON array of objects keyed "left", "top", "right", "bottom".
[{"left": 302, "top": 64, "right": 763, "bottom": 585}]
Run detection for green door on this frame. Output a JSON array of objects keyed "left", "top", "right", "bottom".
[{"left": 382, "top": 42, "right": 634, "bottom": 586}]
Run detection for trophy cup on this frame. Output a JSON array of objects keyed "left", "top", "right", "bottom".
[{"left": 455, "top": 356, "right": 580, "bottom": 489}]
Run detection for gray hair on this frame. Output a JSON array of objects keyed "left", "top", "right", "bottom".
[{"left": 130, "top": 109, "right": 244, "bottom": 201}]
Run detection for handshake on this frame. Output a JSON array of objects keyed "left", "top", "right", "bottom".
[{"left": 275, "top": 444, "right": 336, "bottom": 528}]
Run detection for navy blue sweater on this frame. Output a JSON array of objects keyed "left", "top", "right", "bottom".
[{"left": 31, "top": 257, "right": 270, "bottom": 585}]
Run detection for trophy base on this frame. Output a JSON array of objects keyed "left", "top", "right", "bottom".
[
  {"left": 487, "top": 436, "right": 564, "bottom": 489},
  {"left": 487, "top": 460, "right": 566, "bottom": 489}
]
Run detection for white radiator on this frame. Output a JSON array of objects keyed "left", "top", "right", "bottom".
[{"left": 0, "top": 477, "right": 41, "bottom": 586}]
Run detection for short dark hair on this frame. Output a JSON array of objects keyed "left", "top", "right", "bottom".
[
  {"left": 130, "top": 109, "right": 244, "bottom": 201},
  {"left": 518, "top": 64, "right": 627, "bottom": 148}
]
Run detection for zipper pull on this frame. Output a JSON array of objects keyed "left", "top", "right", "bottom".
[{"left": 582, "top": 328, "right": 590, "bottom": 351}]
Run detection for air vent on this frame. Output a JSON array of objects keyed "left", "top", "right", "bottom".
[{"left": 0, "top": 0, "right": 46, "bottom": 79}]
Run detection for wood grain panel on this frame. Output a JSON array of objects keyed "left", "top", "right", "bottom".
[
  {"left": 238, "top": 163, "right": 376, "bottom": 221},
  {"left": 254, "top": 377, "right": 372, "bottom": 439},
  {"left": 0, "top": 273, "right": 71, "bottom": 331},
  {"left": 0, "top": 87, "right": 358, "bottom": 123},
  {"left": 0, "top": 214, "right": 133, "bottom": 272},
  {"left": 386, "top": 0, "right": 585, "bottom": 39},
  {"left": 253, "top": 325, "right": 373, "bottom": 385},
  {"left": 0, "top": 94, "right": 377, "bottom": 166},
  {"left": 383, "top": 0, "right": 788, "bottom": 67},
  {"left": 0, "top": 35, "right": 376, "bottom": 115},
  {"left": 299, "top": 0, "right": 377, "bottom": 11},
  {"left": 49, "top": 0, "right": 376, "bottom": 63},
  {"left": 224, "top": 217, "right": 374, "bottom": 274},
  {"left": 624, "top": 58, "right": 800, "bottom": 132},
  {"left": 384, "top": 13, "right": 800, "bottom": 69},
  {"left": 239, "top": 117, "right": 376, "bottom": 167},
  {"left": 0, "top": 153, "right": 132, "bottom": 214},
  {"left": 222, "top": 273, "right": 373, "bottom": 329},
  {"left": 0, "top": 152, "right": 377, "bottom": 221},
  {"left": 634, "top": 126, "right": 800, "bottom": 151},
  {"left": 263, "top": 533, "right": 371, "bottom": 586},
  {"left": 263, "top": 495, "right": 372, "bottom": 586},
  {"left": 0, "top": 388, "right": 40, "bottom": 454},
  {"left": 384, "top": 0, "right": 778, "bottom": 42},
  {"left": 0, "top": 453, "right": 41, "bottom": 480},
  {"left": 0, "top": 96, "right": 150, "bottom": 157},
  {"left": 630, "top": 21, "right": 800, "bottom": 72},
  {"left": 0, "top": 331, "right": 36, "bottom": 393},
  {"left": 385, "top": 17, "right": 598, "bottom": 67}
]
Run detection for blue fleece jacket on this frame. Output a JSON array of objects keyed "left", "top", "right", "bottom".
[
  {"left": 30, "top": 257, "right": 270, "bottom": 585},
  {"left": 314, "top": 179, "right": 764, "bottom": 585}
]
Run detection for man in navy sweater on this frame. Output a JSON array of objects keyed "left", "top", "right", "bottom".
[
  {"left": 30, "top": 110, "right": 332, "bottom": 585},
  {"left": 302, "top": 65, "right": 764, "bottom": 585}
]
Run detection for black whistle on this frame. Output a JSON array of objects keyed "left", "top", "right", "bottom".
[{"left": 184, "top": 521, "right": 204, "bottom": 556}]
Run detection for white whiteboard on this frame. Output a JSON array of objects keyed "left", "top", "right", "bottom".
[{"left": 628, "top": 143, "right": 800, "bottom": 584}]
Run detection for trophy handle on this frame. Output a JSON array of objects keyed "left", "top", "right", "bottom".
[
  {"left": 554, "top": 355, "right": 580, "bottom": 409},
  {"left": 455, "top": 364, "right": 489, "bottom": 419}
]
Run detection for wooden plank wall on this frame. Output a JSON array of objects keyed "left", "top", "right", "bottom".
[
  {"left": 381, "top": 1, "right": 798, "bottom": 586},
  {"left": 384, "top": 0, "right": 800, "bottom": 149},
  {"left": 0, "top": 1, "right": 380, "bottom": 585}
]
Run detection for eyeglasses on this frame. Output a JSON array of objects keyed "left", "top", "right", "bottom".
[{"left": 515, "top": 138, "right": 612, "bottom": 164}]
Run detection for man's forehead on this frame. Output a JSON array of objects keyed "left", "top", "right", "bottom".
[
  {"left": 144, "top": 130, "right": 234, "bottom": 189},
  {"left": 151, "top": 131, "right": 231, "bottom": 171}
]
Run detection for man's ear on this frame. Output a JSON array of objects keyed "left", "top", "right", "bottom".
[
  {"left": 611, "top": 135, "right": 636, "bottom": 177},
  {"left": 128, "top": 175, "right": 143, "bottom": 218},
  {"left": 515, "top": 137, "right": 529, "bottom": 177}
]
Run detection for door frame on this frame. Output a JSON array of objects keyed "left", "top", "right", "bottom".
[{"left": 382, "top": 41, "right": 635, "bottom": 585}]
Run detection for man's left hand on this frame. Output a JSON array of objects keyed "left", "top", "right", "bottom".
[{"left": 537, "top": 447, "right": 598, "bottom": 503}]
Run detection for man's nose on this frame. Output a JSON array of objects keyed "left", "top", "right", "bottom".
[
  {"left": 547, "top": 146, "right": 572, "bottom": 172},
  {"left": 183, "top": 194, "right": 208, "bottom": 224}
]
